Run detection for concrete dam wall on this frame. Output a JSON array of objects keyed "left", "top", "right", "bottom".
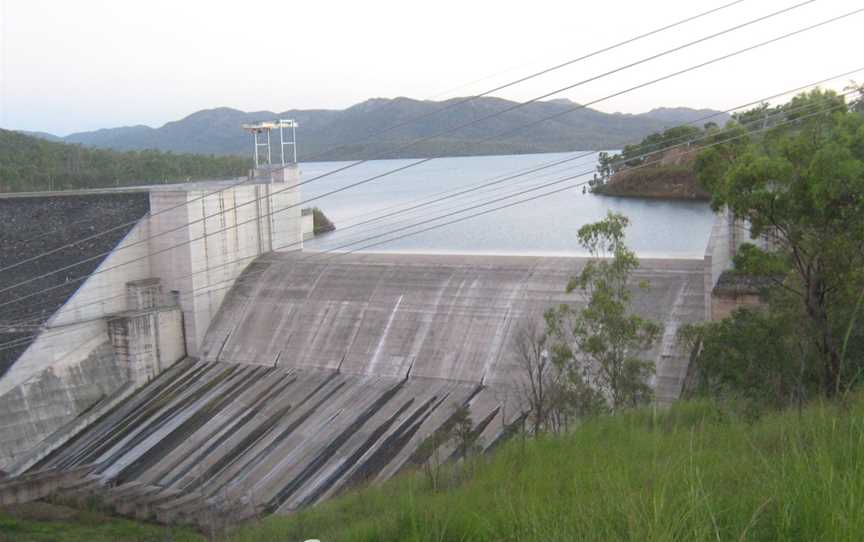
[
  {"left": 36, "top": 251, "right": 705, "bottom": 518},
  {"left": 0, "top": 171, "right": 303, "bottom": 473}
]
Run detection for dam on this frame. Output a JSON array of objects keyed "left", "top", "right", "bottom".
[
  {"left": 20, "top": 253, "right": 704, "bottom": 520},
  {"left": 0, "top": 136, "right": 729, "bottom": 523}
]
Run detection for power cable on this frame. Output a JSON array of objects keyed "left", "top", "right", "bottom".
[
  {"left": 0, "top": 1, "right": 835, "bottom": 303},
  {"left": 4, "top": 0, "right": 751, "bottom": 259},
  {"left": 0, "top": 91, "right": 850, "bottom": 350},
  {"left": 3, "top": 77, "right": 856, "bottom": 327},
  {"left": 0, "top": 66, "right": 855, "bottom": 327}
]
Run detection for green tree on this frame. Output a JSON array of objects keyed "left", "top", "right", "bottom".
[
  {"left": 732, "top": 101, "right": 772, "bottom": 131},
  {"left": 512, "top": 318, "right": 604, "bottom": 434},
  {"left": 679, "top": 306, "right": 815, "bottom": 410},
  {"left": 696, "top": 89, "right": 864, "bottom": 397},
  {"left": 450, "top": 405, "right": 481, "bottom": 459},
  {"left": 846, "top": 80, "right": 864, "bottom": 114},
  {"left": 595, "top": 151, "right": 614, "bottom": 184},
  {"left": 512, "top": 319, "right": 557, "bottom": 434},
  {"left": 548, "top": 212, "right": 661, "bottom": 410},
  {"left": 0, "top": 129, "right": 250, "bottom": 193}
]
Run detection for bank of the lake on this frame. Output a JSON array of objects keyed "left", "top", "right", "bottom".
[{"left": 593, "top": 164, "right": 710, "bottom": 201}]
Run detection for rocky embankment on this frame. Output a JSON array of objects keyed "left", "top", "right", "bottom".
[{"left": 594, "top": 147, "right": 710, "bottom": 200}]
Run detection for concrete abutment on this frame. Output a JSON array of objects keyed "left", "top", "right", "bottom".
[{"left": 0, "top": 171, "right": 303, "bottom": 473}]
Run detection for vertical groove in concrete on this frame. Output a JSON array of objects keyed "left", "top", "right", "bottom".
[
  {"left": 113, "top": 366, "right": 264, "bottom": 484},
  {"left": 183, "top": 373, "right": 342, "bottom": 494},
  {"left": 93, "top": 365, "right": 239, "bottom": 475},
  {"left": 56, "top": 361, "right": 215, "bottom": 470},
  {"left": 265, "top": 380, "right": 406, "bottom": 513},
  {"left": 340, "top": 394, "right": 440, "bottom": 490},
  {"left": 157, "top": 372, "right": 294, "bottom": 487},
  {"left": 296, "top": 397, "right": 417, "bottom": 508}
]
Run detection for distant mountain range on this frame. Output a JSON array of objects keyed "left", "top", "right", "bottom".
[{"left": 18, "top": 97, "right": 730, "bottom": 161}]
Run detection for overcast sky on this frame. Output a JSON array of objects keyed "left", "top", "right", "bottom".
[{"left": 0, "top": 0, "right": 860, "bottom": 135}]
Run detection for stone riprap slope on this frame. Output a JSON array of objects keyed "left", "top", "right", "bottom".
[
  {"left": 35, "top": 252, "right": 704, "bottom": 521},
  {"left": 0, "top": 193, "right": 150, "bottom": 374}
]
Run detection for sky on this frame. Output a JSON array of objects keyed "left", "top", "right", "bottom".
[{"left": 0, "top": 0, "right": 860, "bottom": 135}]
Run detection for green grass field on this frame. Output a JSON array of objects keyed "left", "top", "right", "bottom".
[
  {"left": 231, "top": 395, "right": 864, "bottom": 541},
  {"left": 3, "top": 395, "right": 863, "bottom": 541},
  {"left": 0, "top": 502, "right": 202, "bottom": 542}
]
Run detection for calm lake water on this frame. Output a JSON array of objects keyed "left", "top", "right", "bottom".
[{"left": 300, "top": 152, "right": 714, "bottom": 259}]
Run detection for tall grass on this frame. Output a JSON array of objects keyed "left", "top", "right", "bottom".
[
  {"left": 0, "top": 509, "right": 203, "bottom": 542},
  {"left": 230, "top": 395, "right": 864, "bottom": 541}
]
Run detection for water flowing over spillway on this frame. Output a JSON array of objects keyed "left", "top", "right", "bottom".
[{"left": 35, "top": 252, "right": 704, "bottom": 520}]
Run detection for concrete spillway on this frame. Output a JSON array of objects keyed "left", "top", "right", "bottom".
[
  {"left": 37, "top": 359, "right": 497, "bottom": 515},
  {"left": 35, "top": 251, "right": 705, "bottom": 519},
  {"left": 200, "top": 252, "right": 704, "bottom": 397}
]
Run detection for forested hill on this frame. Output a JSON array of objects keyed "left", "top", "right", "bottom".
[
  {"left": 23, "top": 97, "right": 730, "bottom": 161},
  {"left": 0, "top": 129, "right": 250, "bottom": 193}
]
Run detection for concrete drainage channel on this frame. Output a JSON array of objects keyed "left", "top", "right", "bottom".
[{"left": 29, "top": 358, "right": 513, "bottom": 527}]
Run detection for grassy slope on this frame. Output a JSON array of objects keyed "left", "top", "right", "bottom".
[
  {"left": 232, "top": 396, "right": 864, "bottom": 541},
  {"left": 2, "top": 396, "right": 861, "bottom": 541},
  {"left": 0, "top": 503, "right": 202, "bottom": 542}
]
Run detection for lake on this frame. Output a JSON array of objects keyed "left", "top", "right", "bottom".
[{"left": 299, "top": 152, "right": 715, "bottom": 259}]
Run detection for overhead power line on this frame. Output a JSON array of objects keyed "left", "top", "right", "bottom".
[
  {"left": 4, "top": 0, "right": 752, "bottom": 262},
  {"left": 318, "top": 61, "right": 864, "bottom": 234},
  {"left": 0, "top": 87, "right": 853, "bottom": 343},
  {"left": 226, "top": 93, "right": 861, "bottom": 270},
  {"left": 2, "top": 67, "right": 859, "bottom": 330},
  {"left": 323, "top": 66, "right": 864, "bottom": 237},
  {"left": 288, "top": 0, "right": 755, "bottom": 162},
  {"left": 0, "top": 0, "right": 835, "bottom": 304},
  {"left": 126, "top": 90, "right": 863, "bottom": 304},
  {"left": 0, "top": 94, "right": 850, "bottom": 354}
]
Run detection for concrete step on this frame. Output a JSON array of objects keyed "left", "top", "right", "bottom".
[
  {"left": 0, "top": 466, "right": 92, "bottom": 506},
  {"left": 154, "top": 490, "right": 209, "bottom": 524},
  {"left": 131, "top": 486, "right": 183, "bottom": 520},
  {"left": 46, "top": 481, "right": 106, "bottom": 511},
  {"left": 104, "top": 481, "right": 145, "bottom": 499},
  {"left": 113, "top": 484, "right": 164, "bottom": 516},
  {"left": 52, "top": 474, "right": 104, "bottom": 504}
]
